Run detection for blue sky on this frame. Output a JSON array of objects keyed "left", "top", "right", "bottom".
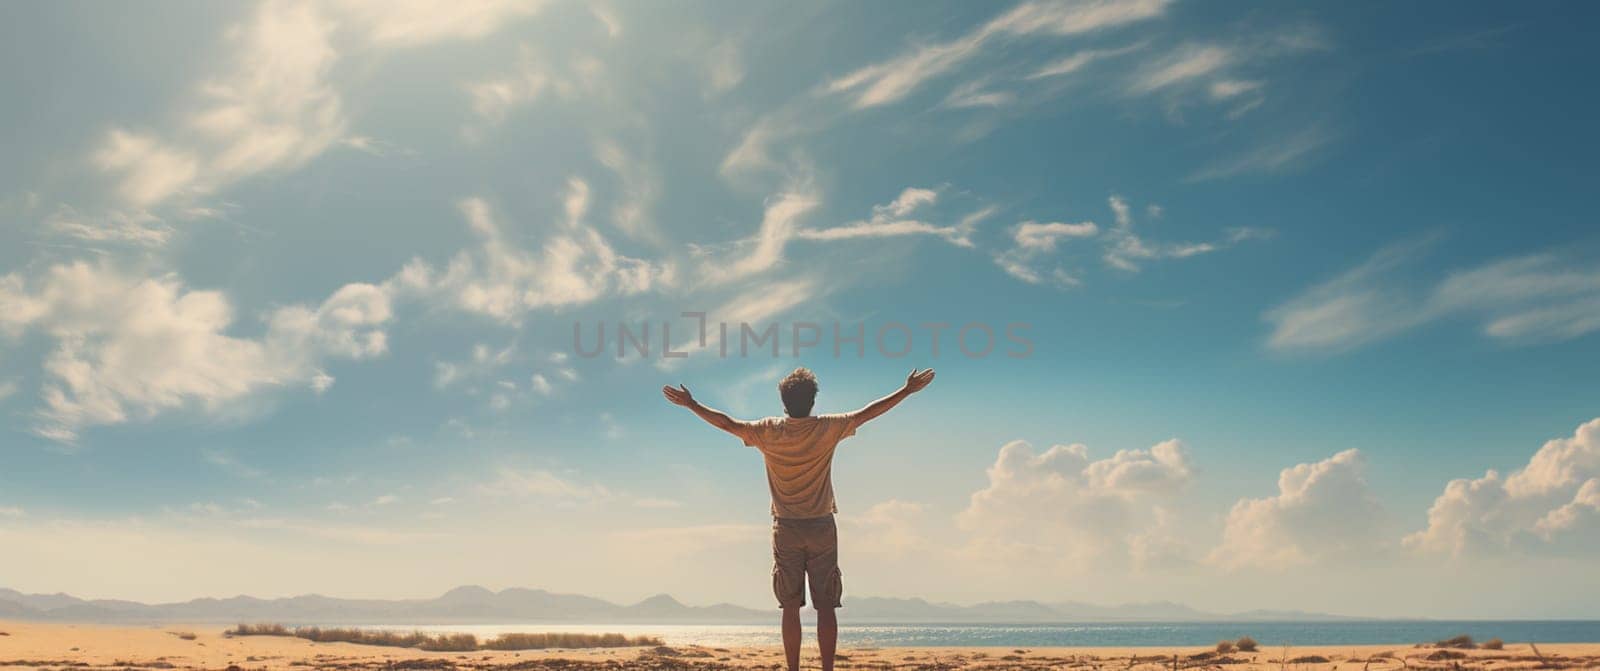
[{"left": 3, "top": 0, "right": 1600, "bottom": 618}]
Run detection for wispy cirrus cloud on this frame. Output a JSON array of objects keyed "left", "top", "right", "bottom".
[
  {"left": 826, "top": 0, "right": 1170, "bottom": 110},
  {"left": 1265, "top": 239, "right": 1600, "bottom": 353},
  {"left": 1186, "top": 125, "right": 1334, "bottom": 182},
  {"left": 698, "top": 186, "right": 983, "bottom": 286}
]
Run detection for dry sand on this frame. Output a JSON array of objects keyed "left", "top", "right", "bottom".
[{"left": 3, "top": 620, "right": 1598, "bottom": 671}]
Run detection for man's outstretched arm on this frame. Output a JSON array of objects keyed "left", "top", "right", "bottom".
[
  {"left": 850, "top": 368, "right": 935, "bottom": 426},
  {"left": 662, "top": 384, "right": 746, "bottom": 437}
]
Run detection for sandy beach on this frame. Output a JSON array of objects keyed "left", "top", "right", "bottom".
[{"left": 2, "top": 621, "right": 1597, "bottom": 671}]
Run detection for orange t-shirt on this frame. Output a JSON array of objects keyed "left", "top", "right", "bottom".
[{"left": 733, "top": 413, "right": 863, "bottom": 518}]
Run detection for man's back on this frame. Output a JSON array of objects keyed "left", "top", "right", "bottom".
[
  {"left": 661, "top": 367, "right": 934, "bottom": 671},
  {"left": 736, "top": 413, "right": 863, "bottom": 518}
]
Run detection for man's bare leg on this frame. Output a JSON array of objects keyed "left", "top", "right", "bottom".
[
  {"left": 817, "top": 607, "right": 837, "bottom": 671},
  {"left": 782, "top": 606, "right": 802, "bottom": 671}
]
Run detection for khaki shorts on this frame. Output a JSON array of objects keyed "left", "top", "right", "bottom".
[{"left": 771, "top": 515, "right": 842, "bottom": 609}]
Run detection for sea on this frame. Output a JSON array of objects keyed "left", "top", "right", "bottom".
[{"left": 362, "top": 621, "right": 1600, "bottom": 648}]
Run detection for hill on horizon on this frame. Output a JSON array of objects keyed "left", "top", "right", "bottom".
[{"left": 0, "top": 586, "right": 1363, "bottom": 624}]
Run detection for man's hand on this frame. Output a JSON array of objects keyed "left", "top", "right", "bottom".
[
  {"left": 904, "top": 368, "right": 936, "bottom": 394},
  {"left": 661, "top": 383, "right": 695, "bottom": 407}
]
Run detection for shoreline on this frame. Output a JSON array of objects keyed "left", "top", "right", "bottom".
[{"left": 6, "top": 621, "right": 1600, "bottom": 670}]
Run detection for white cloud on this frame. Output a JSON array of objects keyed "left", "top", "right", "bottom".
[
  {"left": 827, "top": 0, "right": 1169, "bottom": 109},
  {"left": 1103, "top": 195, "right": 1265, "bottom": 271},
  {"left": 202, "top": 448, "right": 267, "bottom": 480},
  {"left": 942, "top": 80, "right": 1015, "bottom": 109},
  {"left": 593, "top": 139, "right": 662, "bottom": 242},
  {"left": 704, "top": 186, "right": 986, "bottom": 286},
  {"left": 1265, "top": 242, "right": 1600, "bottom": 352},
  {"left": 703, "top": 187, "right": 820, "bottom": 283},
  {"left": 991, "top": 218, "right": 1096, "bottom": 288},
  {"left": 718, "top": 115, "right": 794, "bottom": 179},
  {"left": 704, "top": 39, "right": 744, "bottom": 94},
  {"left": 0, "top": 261, "right": 391, "bottom": 442},
  {"left": 840, "top": 499, "right": 930, "bottom": 558},
  {"left": 1187, "top": 126, "right": 1333, "bottom": 182},
  {"left": 656, "top": 278, "right": 819, "bottom": 369},
  {"left": 331, "top": 0, "right": 545, "bottom": 47},
  {"left": 1210, "top": 449, "right": 1386, "bottom": 570},
  {"left": 83, "top": 0, "right": 540, "bottom": 239},
  {"left": 1407, "top": 418, "right": 1600, "bottom": 558},
  {"left": 466, "top": 62, "right": 548, "bottom": 124},
  {"left": 434, "top": 342, "right": 516, "bottom": 389},
  {"left": 93, "top": 131, "right": 202, "bottom": 207},
  {"left": 1026, "top": 43, "right": 1144, "bottom": 79},
  {"left": 1209, "top": 79, "right": 1262, "bottom": 100},
  {"left": 1128, "top": 44, "right": 1231, "bottom": 94},
  {"left": 461, "top": 44, "right": 605, "bottom": 131},
  {"left": 1013, "top": 220, "right": 1099, "bottom": 253},
  {"left": 957, "top": 438, "right": 1193, "bottom": 569},
  {"left": 400, "top": 183, "right": 670, "bottom": 323},
  {"left": 478, "top": 467, "right": 612, "bottom": 504},
  {"left": 993, "top": 195, "right": 1260, "bottom": 286},
  {"left": 796, "top": 188, "right": 981, "bottom": 247}
]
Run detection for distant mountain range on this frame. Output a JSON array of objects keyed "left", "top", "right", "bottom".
[{"left": 0, "top": 586, "right": 1362, "bottom": 624}]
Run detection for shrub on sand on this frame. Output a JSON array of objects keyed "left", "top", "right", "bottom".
[
  {"left": 1434, "top": 635, "right": 1476, "bottom": 649},
  {"left": 226, "top": 624, "right": 290, "bottom": 637},
  {"left": 1482, "top": 638, "right": 1504, "bottom": 650},
  {"left": 221, "top": 624, "right": 660, "bottom": 652},
  {"left": 1215, "top": 641, "right": 1235, "bottom": 654},
  {"left": 1235, "top": 636, "right": 1259, "bottom": 652},
  {"left": 417, "top": 634, "right": 479, "bottom": 652}
]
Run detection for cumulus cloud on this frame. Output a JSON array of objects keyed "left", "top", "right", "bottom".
[
  {"left": 1406, "top": 418, "right": 1600, "bottom": 558},
  {"left": 958, "top": 438, "right": 1193, "bottom": 569},
  {"left": 1265, "top": 241, "right": 1600, "bottom": 352},
  {"left": 0, "top": 261, "right": 392, "bottom": 442},
  {"left": 1210, "top": 449, "right": 1386, "bottom": 570}
]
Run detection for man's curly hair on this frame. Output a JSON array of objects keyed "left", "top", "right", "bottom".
[{"left": 778, "top": 367, "right": 818, "bottom": 418}]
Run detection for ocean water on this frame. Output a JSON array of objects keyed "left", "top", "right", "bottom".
[{"left": 363, "top": 621, "right": 1600, "bottom": 648}]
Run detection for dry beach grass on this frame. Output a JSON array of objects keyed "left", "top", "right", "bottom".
[{"left": 4, "top": 621, "right": 1600, "bottom": 671}]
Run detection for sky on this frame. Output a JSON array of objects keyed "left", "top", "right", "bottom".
[{"left": 2, "top": 0, "right": 1599, "bottom": 619}]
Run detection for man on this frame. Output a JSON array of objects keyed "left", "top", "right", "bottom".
[{"left": 662, "top": 367, "right": 936, "bottom": 671}]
